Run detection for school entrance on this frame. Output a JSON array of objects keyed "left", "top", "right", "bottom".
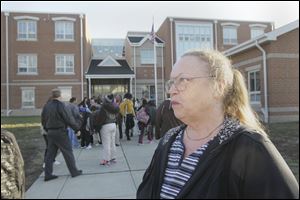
[{"left": 85, "top": 56, "right": 135, "bottom": 98}]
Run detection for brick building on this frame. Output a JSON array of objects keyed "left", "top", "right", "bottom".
[
  {"left": 2, "top": 12, "right": 297, "bottom": 122},
  {"left": 1, "top": 11, "right": 91, "bottom": 116},
  {"left": 224, "top": 20, "right": 299, "bottom": 123}
]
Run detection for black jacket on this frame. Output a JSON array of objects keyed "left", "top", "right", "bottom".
[
  {"left": 41, "top": 99, "right": 81, "bottom": 132},
  {"left": 155, "top": 100, "right": 183, "bottom": 139},
  {"left": 137, "top": 125, "right": 299, "bottom": 199}
]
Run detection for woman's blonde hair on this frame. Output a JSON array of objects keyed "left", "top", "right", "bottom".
[{"left": 182, "top": 49, "right": 266, "bottom": 135}]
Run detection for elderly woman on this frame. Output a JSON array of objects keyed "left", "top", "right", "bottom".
[{"left": 137, "top": 50, "right": 299, "bottom": 199}]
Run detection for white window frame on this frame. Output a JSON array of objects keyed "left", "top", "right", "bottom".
[
  {"left": 55, "top": 21, "right": 74, "bottom": 41},
  {"left": 250, "top": 27, "right": 265, "bottom": 39},
  {"left": 248, "top": 69, "right": 261, "bottom": 104},
  {"left": 223, "top": 26, "right": 238, "bottom": 45},
  {"left": 140, "top": 49, "right": 154, "bottom": 64},
  {"left": 55, "top": 54, "right": 75, "bottom": 75},
  {"left": 175, "top": 22, "right": 213, "bottom": 61},
  {"left": 17, "top": 54, "right": 38, "bottom": 75},
  {"left": 17, "top": 20, "right": 37, "bottom": 41},
  {"left": 58, "top": 86, "right": 72, "bottom": 102},
  {"left": 21, "top": 87, "right": 35, "bottom": 108}
]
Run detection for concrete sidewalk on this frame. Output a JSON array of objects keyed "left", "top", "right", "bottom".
[{"left": 25, "top": 134, "right": 158, "bottom": 199}]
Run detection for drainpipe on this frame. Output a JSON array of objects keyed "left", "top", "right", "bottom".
[
  {"left": 5, "top": 12, "right": 10, "bottom": 116},
  {"left": 80, "top": 14, "right": 84, "bottom": 100},
  {"left": 214, "top": 20, "right": 218, "bottom": 50},
  {"left": 161, "top": 46, "right": 165, "bottom": 100},
  {"left": 255, "top": 41, "right": 269, "bottom": 123},
  {"left": 134, "top": 46, "right": 136, "bottom": 98},
  {"left": 170, "top": 18, "right": 174, "bottom": 66}
]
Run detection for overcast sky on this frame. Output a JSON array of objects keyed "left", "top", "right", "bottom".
[{"left": 1, "top": 1, "right": 299, "bottom": 38}]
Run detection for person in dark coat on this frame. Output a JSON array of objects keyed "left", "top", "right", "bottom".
[
  {"left": 137, "top": 50, "right": 299, "bottom": 199},
  {"left": 155, "top": 98, "right": 183, "bottom": 139},
  {"left": 41, "top": 89, "right": 83, "bottom": 181}
]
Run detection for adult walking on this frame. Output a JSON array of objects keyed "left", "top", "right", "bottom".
[
  {"left": 41, "top": 89, "right": 83, "bottom": 181},
  {"left": 94, "top": 94, "right": 119, "bottom": 165}
]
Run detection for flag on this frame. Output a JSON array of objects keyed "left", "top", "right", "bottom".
[{"left": 149, "top": 23, "right": 155, "bottom": 43}]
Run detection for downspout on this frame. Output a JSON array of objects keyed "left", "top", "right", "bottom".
[
  {"left": 170, "top": 18, "right": 174, "bottom": 66},
  {"left": 214, "top": 20, "right": 218, "bottom": 50},
  {"left": 161, "top": 46, "right": 165, "bottom": 100},
  {"left": 134, "top": 46, "right": 136, "bottom": 98},
  {"left": 255, "top": 41, "right": 269, "bottom": 123},
  {"left": 80, "top": 14, "right": 84, "bottom": 100},
  {"left": 5, "top": 12, "right": 10, "bottom": 116}
]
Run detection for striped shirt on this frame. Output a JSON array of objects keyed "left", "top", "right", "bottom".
[{"left": 160, "top": 117, "right": 240, "bottom": 199}]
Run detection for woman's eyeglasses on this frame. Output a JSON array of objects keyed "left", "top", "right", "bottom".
[{"left": 165, "top": 75, "right": 215, "bottom": 92}]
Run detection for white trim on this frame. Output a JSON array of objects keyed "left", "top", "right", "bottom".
[
  {"left": 17, "top": 72, "right": 38, "bottom": 75},
  {"left": 97, "top": 55, "right": 121, "bottom": 67},
  {"left": 21, "top": 87, "right": 35, "bottom": 109},
  {"left": 245, "top": 65, "right": 261, "bottom": 72},
  {"left": 54, "top": 39, "right": 75, "bottom": 42},
  {"left": 17, "top": 54, "right": 38, "bottom": 74},
  {"left": 269, "top": 107, "right": 299, "bottom": 113},
  {"left": 175, "top": 22, "right": 214, "bottom": 59},
  {"left": 80, "top": 14, "right": 83, "bottom": 100},
  {"left": 126, "top": 34, "right": 165, "bottom": 47},
  {"left": 247, "top": 69, "right": 261, "bottom": 105},
  {"left": 214, "top": 20, "right": 218, "bottom": 50},
  {"left": 168, "top": 16, "right": 272, "bottom": 24},
  {"left": 52, "top": 17, "right": 76, "bottom": 21},
  {"left": 55, "top": 54, "right": 75, "bottom": 74},
  {"left": 3, "top": 82, "right": 81, "bottom": 86},
  {"left": 14, "top": 16, "right": 39, "bottom": 21},
  {"left": 12, "top": 79, "right": 79, "bottom": 82},
  {"left": 20, "top": 86, "right": 36, "bottom": 90},
  {"left": 5, "top": 12, "right": 10, "bottom": 116},
  {"left": 255, "top": 41, "right": 269, "bottom": 123},
  {"left": 85, "top": 74, "right": 135, "bottom": 79},
  {"left": 134, "top": 46, "right": 136, "bottom": 98},
  {"left": 249, "top": 24, "right": 268, "bottom": 28},
  {"left": 54, "top": 72, "right": 76, "bottom": 75},
  {"left": 58, "top": 86, "right": 73, "bottom": 102},
  {"left": 170, "top": 18, "right": 174, "bottom": 65},
  {"left": 220, "top": 22, "right": 240, "bottom": 27}
]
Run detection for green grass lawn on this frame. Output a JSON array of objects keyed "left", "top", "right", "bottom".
[
  {"left": 1, "top": 116, "right": 299, "bottom": 191},
  {"left": 266, "top": 121, "right": 299, "bottom": 182}
]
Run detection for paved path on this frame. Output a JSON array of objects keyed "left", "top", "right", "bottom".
[{"left": 25, "top": 134, "right": 158, "bottom": 199}]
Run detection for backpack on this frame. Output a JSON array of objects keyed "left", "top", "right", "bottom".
[{"left": 136, "top": 107, "right": 150, "bottom": 124}]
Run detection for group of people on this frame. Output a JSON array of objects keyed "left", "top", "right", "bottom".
[{"left": 40, "top": 89, "right": 182, "bottom": 180}]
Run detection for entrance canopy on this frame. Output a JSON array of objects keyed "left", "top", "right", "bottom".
[
  {"left": 85, "top": 56, "right": 135, "bottom": 97},
  {"left": 86, "top": 56, "right": 135, "bottom": 79}
]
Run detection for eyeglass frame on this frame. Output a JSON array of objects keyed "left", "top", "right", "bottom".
[{"left": 165, "top": 75, "right": 216, "bottom": 92}]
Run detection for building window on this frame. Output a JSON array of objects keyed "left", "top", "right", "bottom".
[
  {"left": 58, "top": 87, "right": 72, "bottom": 102},
  {"left": 251, "top": 28, "right": 264, "bottom": 39},
  {"left": 248, "top": 70, "right": 261, "bottom": 104},
  {"left": 175, "top": 23, "right": 213, "bottom": 60},
  {"left": 17, "top": 20, "right": 37, "bottom": 40},
  {"left": 141, "top": 49, "right": 154, "bottom": 64},
  {"left": 18, "top": 54, "right": 37, "bottom": 74},
  {"left": 21, "top": 88, "right": 35, "bottom": 108},
  {"left": 55, "top": 21, "right": 74, "bottom": 40},
  {"left": 55, "top": 54, "right": 74, "bottom": 74},
  {"left": 223, "top": 26, "right": 238, "bottom": 45}
]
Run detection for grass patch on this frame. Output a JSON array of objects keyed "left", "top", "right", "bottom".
[
  {"left": 266, "top": 122, "right": 299, "bottom": 182},
  {"left": 1, "top": 116, "right": 44, "bottom": 191}
]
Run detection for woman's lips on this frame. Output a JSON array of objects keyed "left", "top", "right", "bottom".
[{"left": 171, "top": 101, "right": 180, "bottom": 106}]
